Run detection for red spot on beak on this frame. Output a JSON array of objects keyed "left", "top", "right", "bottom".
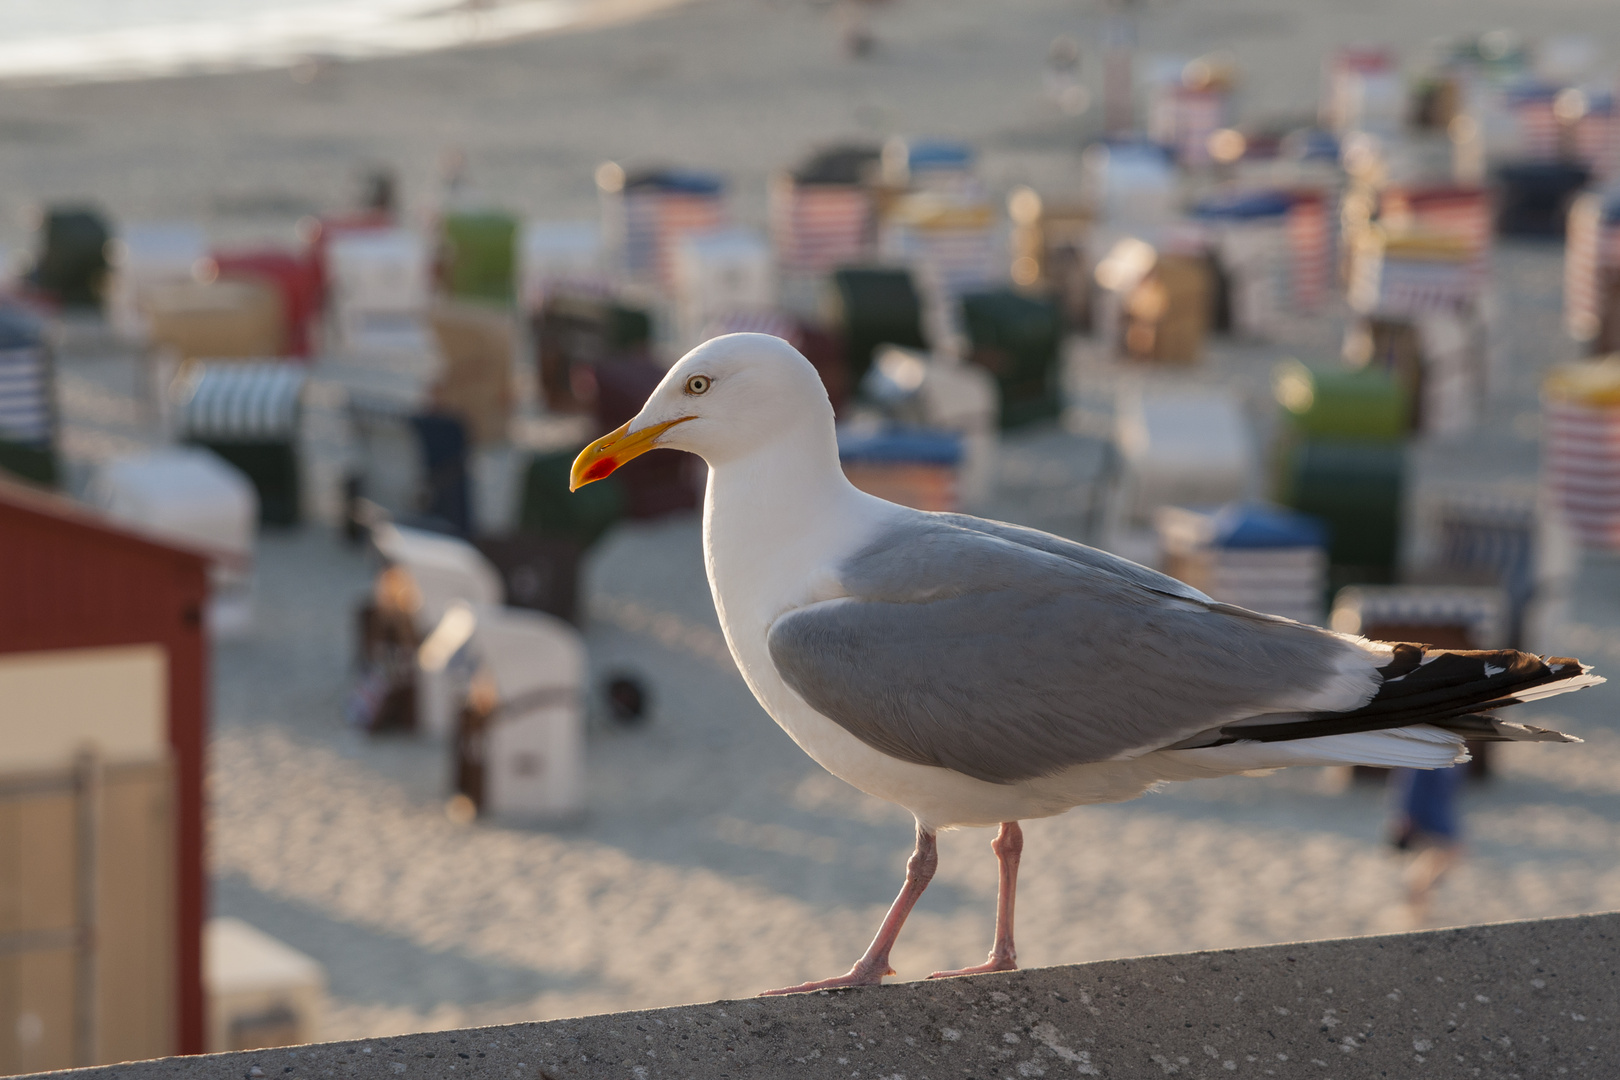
[{"left": 584, "top": 458, "right": 618, "bottom": 482}]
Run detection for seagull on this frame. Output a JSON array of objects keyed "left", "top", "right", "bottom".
[{"left": 570, "top": 333, "right": 1601, "bottom": 995}]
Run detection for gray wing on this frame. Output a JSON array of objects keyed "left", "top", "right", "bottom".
[
  {"left": 929, "top": 512, "right": 1222, "bottom": 607},
  {"left": 766, "top": 515, "right": 1364, "bottom": 785}
]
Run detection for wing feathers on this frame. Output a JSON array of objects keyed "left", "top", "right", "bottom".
[{"left": 769, "top": 516, "right": 1369, "bottom": 783}]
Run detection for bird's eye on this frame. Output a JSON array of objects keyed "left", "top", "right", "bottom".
[{"left": 685, "top": 375, "right": 712, "bottom": 395}]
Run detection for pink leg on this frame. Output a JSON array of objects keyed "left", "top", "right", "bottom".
[
  {"left": 761, "top": 826, "right": 938, "bottom": 995},
  {"left": 930, "top": 821, "right": 1023, "bottom": 979}
]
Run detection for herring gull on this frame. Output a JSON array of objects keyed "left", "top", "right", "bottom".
[{"left": 570, "top": 333, "right": 1601, "bottom": 995}]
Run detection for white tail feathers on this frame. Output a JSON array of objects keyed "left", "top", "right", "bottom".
[{"left": 1161, "top": 725, "right": 1469, "bottom": 775}]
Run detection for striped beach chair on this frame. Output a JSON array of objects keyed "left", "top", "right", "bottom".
[{"left": 177, "top": 362, "right": 307, "bottom": 526}]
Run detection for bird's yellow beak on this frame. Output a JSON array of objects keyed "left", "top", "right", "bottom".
[{"left": 569, "top": 417, "right": 693, "bottom": 491}]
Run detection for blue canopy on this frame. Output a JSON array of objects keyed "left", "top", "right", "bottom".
[
  {"left": 905, "top": 141, "right": 975, "bottom": 173},
  {"left": 1192, "top": 190, "right": 1293, "bottom": 221},
  {"left": 1208, "top": 502, "right": 1328, "bottom": 549},
  {"left": 838, "top": 428, "right": 963, "bottom": 467},
  {"left": 622, "top": 169, "right": 725, "bottom": 195}
]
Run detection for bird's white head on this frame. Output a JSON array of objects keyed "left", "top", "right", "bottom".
[{"left": 570, "top": 333, "right": 834, "bottom": 490}]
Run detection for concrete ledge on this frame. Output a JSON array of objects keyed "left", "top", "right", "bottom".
[{"left": 36, "top": 912, "right": 1619, "bottom": 1079}]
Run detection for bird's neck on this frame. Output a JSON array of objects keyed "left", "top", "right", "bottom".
[{"left": 702, "top": 425, "right": 884, "bottom": 621}]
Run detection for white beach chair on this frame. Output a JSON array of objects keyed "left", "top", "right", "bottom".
[
  {"left": 465, "top": 605, "right": 587, "bottom": 823},
  {"left": 673, "top": 227, "right": 776, "bottom": 349},
  {"left": 86, "top": 446, "right": 258, "bottom": 637},
  {"left": 518, "top": 220, "right": 606, "bottom": 313},
  {"left": 105, "top": 221, "right": 210, "bottom": 340},
  {"left": 369, "top": 523, "right": 504, "bottom": 739},
  {"left": 326, "top": 228, "right": 432, "bottom": 349},
  {"left": 205, "top": 917, "right": 325, "bottom": 1053},
  {"left": 1115, "top": 387, "right": 1255, "bottom": 525},
  {"left": 369, "top": 521, "right": 503, "bottom": 631}
]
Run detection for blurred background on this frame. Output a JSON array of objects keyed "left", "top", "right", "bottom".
[{"left": 4, "top": 0, "right": 1620, "bottom": 1071}]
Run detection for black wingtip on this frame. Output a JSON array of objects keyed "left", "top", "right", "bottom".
[{"left": 1221, "top": 645, "right": 1599, "bottom": 746}]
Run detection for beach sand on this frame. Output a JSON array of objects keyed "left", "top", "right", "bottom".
[
  {"left": 21, "top": 0, "right": 1620, "bottom": 1043},
  {"left": 7, "top": 0, "right": 1620, "bottom": 250}
]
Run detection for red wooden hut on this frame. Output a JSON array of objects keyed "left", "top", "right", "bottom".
[{"left": 0, "top": 476, "right": 208, "bottom": 1066}]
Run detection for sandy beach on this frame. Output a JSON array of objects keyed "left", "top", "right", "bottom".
[
  {"left": 18, "top": 0, "right": 1620, "bottom": 1044},
  {"left": 7, "top": 0, "right": 1620, "bottom": 252}
]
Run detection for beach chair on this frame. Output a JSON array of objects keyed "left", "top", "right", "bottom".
[
  {"left": 175, "top": 362, "right": 307, "bottom": 527},
  {"left": 212, "top": 248, "right": 322, "bottom": 358},
  {"left": 838, "top": 427, "right": 963, "bottom": 513},
  {"left": 771, "top": 147, "right": 877, "bottom": 277},
  {"left": 205, "top": 918, "right": 325, "bottom": 1053},
  {"left": 602, "top": 167, "right": 727, "bottom": 289},
  {"left": 1565, "top": 188, "right": 1620, "bottom": 354},
  {"left": 1158, "top": 503, "right": 1329, "bottom": 626},
  {"left": 30, "top": 206, "right": 111, "bottom": 309},
  {"left": 829, "top": 267, "right": 927, "bottom": 388},
  {"left": 143, "top": 280, "right": 286, "bottom": 362},
  {"left": 105, "top": 221, "right": 209, "bottom": 339},
  {"left": 325, "top": 227, "right": 432, "bottom": 348},
  {"left": 426, "top": 302, "right": 516, "bottom": 447},
  {"left": 359, "top": 522, "right": 505, "bottom": 737},
  {"left": 0, "top": 304, "right": 57, "bottom": 487},
  {"left": 1116, "top": 387, "right": 1255, "bottom": 525},
  {"left": 453, "top": 606, "right": 586, "bottom": 823},
  {"left": 1543, "top": 358, "right": 1620, "bottom": 551},
  {"left": 518, "top": 221, "right": 606, "bottom": 314},
  {"left": 1193, "top": 190, "right": 1293, "bottom": 340},
  {"left": 960, "top": 290, "right": 1063, "bottom": 429},
  {"left": 672, "top": 227, "right": 776, "bottom": 350},
  {"left": 443, "top": 211, "right": 518, "bottom": 305},
  {"left": 86, "top": 446, "right": 258, "bottom": 637},
  {"left": 1494, "top": 162, "right": 1590, "bottom": 238}
]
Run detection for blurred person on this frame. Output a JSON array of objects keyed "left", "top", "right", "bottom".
[
  {"left": 439, "top": 146, "right": 469, "bottom": 206},
  {"left": 361, "top": 165, "right": 398, "bottom": 217},
  {"left": 836, "top": 0, "right": 894, "bottom": 58},
  {"left": 1044, "top": 36, "right": 1089, "bottom": 115},
  {"left": 1389, "top": 764, "right": 1467, "bottom": 923}
]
